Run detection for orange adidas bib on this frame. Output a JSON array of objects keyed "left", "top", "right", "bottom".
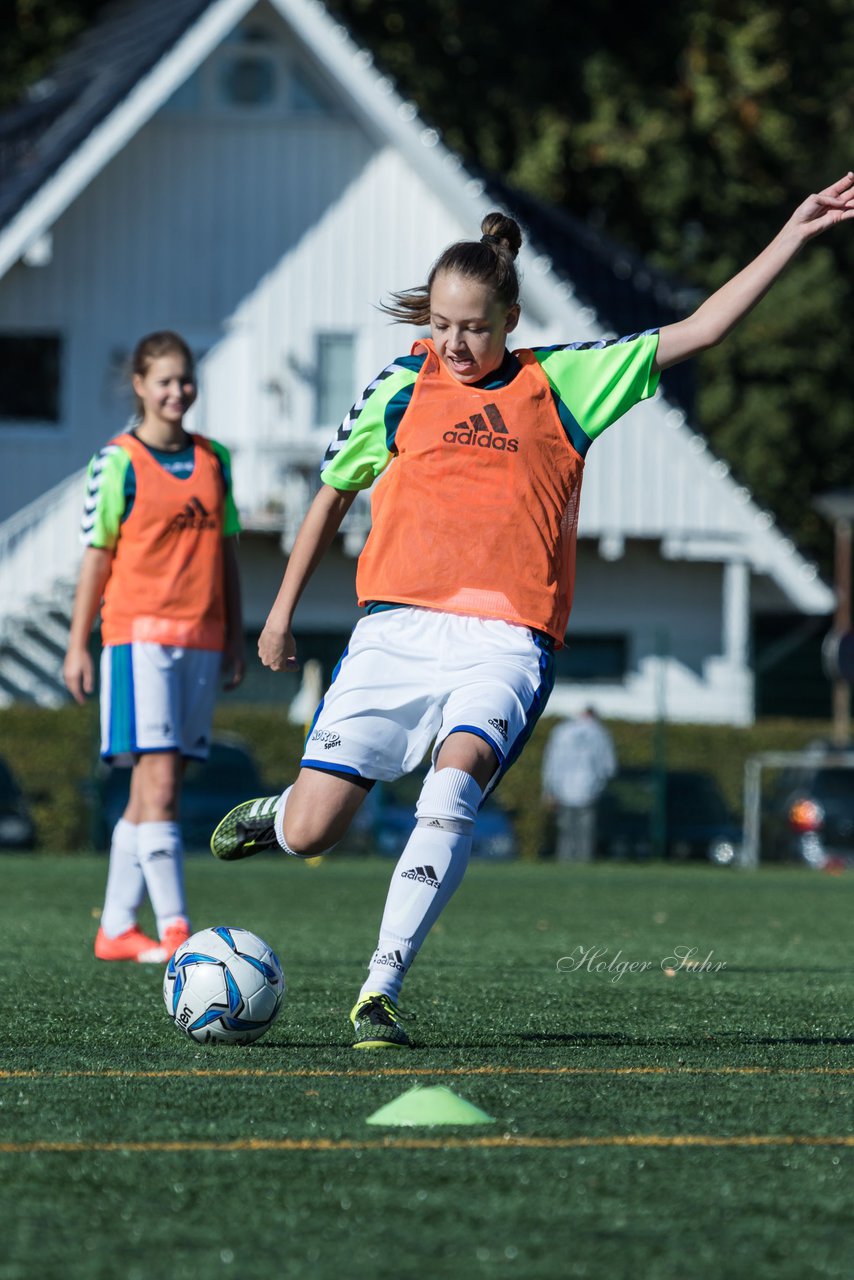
[
  {"left": 355, "top": 340, "right": 584, "bottom": 645},
  {"left": 101, "top": 434, "right": 227, "bottom": 649}
]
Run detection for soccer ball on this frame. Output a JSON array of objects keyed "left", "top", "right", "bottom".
[{"left": 163, "top": 926, "right": 285, "bottom": 1045}]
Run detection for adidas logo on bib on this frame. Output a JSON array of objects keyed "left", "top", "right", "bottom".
[
  {"left": 443, "top": 402, "right": 519, "bottom": 452},
  {"left": 169, "top": 496, "right": 217, "bottom": 532}
]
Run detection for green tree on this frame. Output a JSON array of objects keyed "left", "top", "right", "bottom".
[{"left": 0, "top": 1, "right": 109, "bottom": 107}]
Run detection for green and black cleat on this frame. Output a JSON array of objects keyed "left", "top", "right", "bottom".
[
  {"left": 210, "top": 795, "right": 281, "bottom": 861},
  {"left": 350, "top": 992, "right": 412, "bottom": 1049}
]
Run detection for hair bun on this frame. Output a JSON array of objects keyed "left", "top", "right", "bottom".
[{"left": 479, "top": 212, "right": 522, "bottom": 260}]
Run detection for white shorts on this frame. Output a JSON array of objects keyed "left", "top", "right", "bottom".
[
  {"left": 100, "top": 642, "right": 221, "bottom": 761},
  {"left": 302, "top": 608, "right": 555, "bottom": 792}
]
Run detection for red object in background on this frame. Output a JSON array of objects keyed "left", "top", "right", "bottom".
[{"left": 788, "top": 799, "right": 824, "bottom": 833}]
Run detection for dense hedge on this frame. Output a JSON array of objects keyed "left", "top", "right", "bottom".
[
  {"left": 0, "top": 703, "right": 101, "bottom": 854},
  {"left": 0, "top": 703, "right": 834, "bottom": 857}
]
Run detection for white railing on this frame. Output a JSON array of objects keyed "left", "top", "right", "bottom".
[
  {"left": 234, "top": 442, "right": 373, "bottom": 557},
  {"left": 0, "top": 469, "right": 85, "bottom": 630}
]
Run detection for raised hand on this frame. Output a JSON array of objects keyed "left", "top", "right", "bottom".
[{"left": 788, "top": 172, "right": 854, "bottom": 241}]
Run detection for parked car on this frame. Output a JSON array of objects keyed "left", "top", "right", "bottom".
[
  {"left": 761, "top": 753, "right": 854, "bottom": 868},
  {"left": 347, "top": 766, "right": 517, "bottom": 861},
  {"left": 596, "top": 767, "right": 741, "bottom": 866},
  {"left": 0, "top": 754, "right": 37, "bottom": 850},
  {"left": 94, "top": 735, "right": 270, "bottom": 851}
]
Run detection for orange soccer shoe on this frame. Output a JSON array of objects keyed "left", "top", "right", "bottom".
[
  {"left": 94, "top": 924, "right": 164, "bottom": 963},
  {"left": 158, "top": 918, "right": 192, "bottom": 962}
]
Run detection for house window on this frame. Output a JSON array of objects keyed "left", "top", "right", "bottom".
[
  {"left": 316, "top": 334, "right": 355, "bottom": 428},
  {"left": 209, "top": 21, "right": 335, "bottom": 118},
  {"left": 554, "top": 634, "right": 627, "bottom": 683},
  {"left": 220, "top": 54, "right": 277, "bottom": 107},
  {"left": 0, "top": 334, "right": 61, "bottom": 423}
]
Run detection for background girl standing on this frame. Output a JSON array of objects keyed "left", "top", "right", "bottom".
[{"left": 64, "top": 330, "right": 244, "bottom": 963}]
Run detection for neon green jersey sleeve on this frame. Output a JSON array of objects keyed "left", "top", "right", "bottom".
[
  {"left": 319, "top": 357, "right": 422, "bottom": 491},
  {"left": 535, "top": 331, "right": 660, "bottom": 447},
  {"left": 80, "top": 443, "right": 131, "bottom": 549},
  {"left": 208, "top": 438, "right": 241, "bottom": 536}
]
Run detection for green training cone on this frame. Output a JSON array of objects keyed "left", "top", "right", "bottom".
[{"left": 365, "top": 1084, "right": 495, "bottom": 1127}]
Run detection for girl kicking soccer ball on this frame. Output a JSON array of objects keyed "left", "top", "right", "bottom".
[
  {"left": 212, "top": 174, "right": 854, "bottom": 1047},
  {"left": 64, "top": 330, "right": 244, "bottom": 964}
]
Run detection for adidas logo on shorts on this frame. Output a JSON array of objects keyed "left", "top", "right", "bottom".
[
  {"left": 401, "top": 864, "right": 440, "bottom": 888},
  {"left": 488, "top": 717, "right": 509, "bottom": 741}
]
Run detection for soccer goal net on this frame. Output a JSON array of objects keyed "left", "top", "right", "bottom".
[{"left": 741, "top": 748, "right": 854, "bottom": 867}]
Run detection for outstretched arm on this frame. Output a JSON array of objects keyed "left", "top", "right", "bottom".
[
  {"left": 258, "top": 484, "right": 357, "bottom": 672},
  {"left": 655, "top": 173, "right": 854, "bottom": 371}
]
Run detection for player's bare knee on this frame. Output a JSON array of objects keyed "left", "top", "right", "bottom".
[{"left": 280, "top": 809, "right": 339, "bottom": 857}]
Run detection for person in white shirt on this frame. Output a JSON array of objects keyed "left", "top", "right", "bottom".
[{"left": 541, "top": 707, "right": 617, "bottom": 861}]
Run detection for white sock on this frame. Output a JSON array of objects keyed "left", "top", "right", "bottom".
[
  {"left": 137, "top": 820, "right": 188, "bottom": 936},
  {"left": 273, "top": 786, "right": 294, "bottom": 852},
  {"left": 359, "top": 768, "right": 482, "bottom": 1003},
  {"left": 100, "top": 818, "right": 145, "bottom": 938}
]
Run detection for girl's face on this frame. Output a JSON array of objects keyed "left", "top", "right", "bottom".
[
  {"left": 132, "top": 353, "right": 196, "bottom": 425},
  {"left": 429, "top": 271, "right": 520, "bottom": 384}
]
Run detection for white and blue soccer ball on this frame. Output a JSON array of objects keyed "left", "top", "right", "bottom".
[{"left": 163, "top": 926, "right": 285, "bottom": 1045}]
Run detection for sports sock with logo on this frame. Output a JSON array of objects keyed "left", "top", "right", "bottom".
[
  {"left": 358, "top": 767, "right": 482, "bottom": 1003},
  {"left": 100, "top": 817, "right": 146, "bottom": 937},
  {"left": 137, "top": 820, "right": 188, "bottom": 936}
]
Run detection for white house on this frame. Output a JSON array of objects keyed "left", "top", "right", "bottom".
[{"left": 0, "top": 0, "right": 833, "bottom": 723}]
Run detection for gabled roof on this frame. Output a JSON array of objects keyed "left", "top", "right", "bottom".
[
  {"left": 0, "top": 0, "right": 834, "bottom": 614},
  {"left": 0, "top": 0, "right": 212, "bottom": 233},
  {"left": 0, "top": 0, "right": 259, "bottom": 276}
]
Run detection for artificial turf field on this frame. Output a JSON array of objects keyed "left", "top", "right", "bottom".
[{"left": 3, "top": 854, "right": 854, "bottom": 1280}]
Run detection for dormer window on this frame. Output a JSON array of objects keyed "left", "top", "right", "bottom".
[
  {"left": 215, "top": 20, "right": 334, "bottom": 118},
  {"left": 162, "top": 17, "right": 336, "bottom": 119},
  {"left": 218, "top": 25, "right": 279, "bottom": 109},
  {"left": 220, "top": 53, "right": 277, "bottom": 108}
]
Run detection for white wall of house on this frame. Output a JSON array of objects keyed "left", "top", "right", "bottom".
[
  {"left": 550, "top": 543, "right": 753, "bottom": 724},
  {"left": 0, "top": 19, "right": 379, "bottom": 513}
]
